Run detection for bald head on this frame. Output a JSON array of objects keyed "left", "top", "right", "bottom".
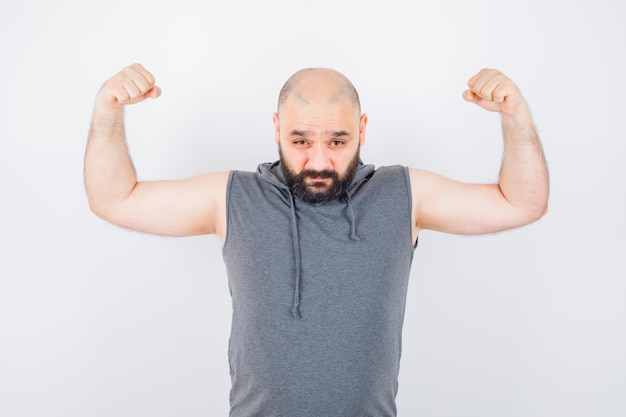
[{"left": 277, "top": 68, "right": 361, "bottom": 115}]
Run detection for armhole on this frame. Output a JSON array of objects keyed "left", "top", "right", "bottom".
[
  {"left": 221, "top": 170, "right": 236, "bottom": 253},
  {"left": 402, "top": 166, "right": 418, "bottom": 249}
]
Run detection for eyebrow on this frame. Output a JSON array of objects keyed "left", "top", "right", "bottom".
[{"left": 289, "top": 129, "right": 351, "bottom": 138}]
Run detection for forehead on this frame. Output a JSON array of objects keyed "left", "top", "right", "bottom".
[{"left": 279, "top": 96, "right": 359, "bottom": 126}]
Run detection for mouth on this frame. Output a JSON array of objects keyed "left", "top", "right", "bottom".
[{"left": 306, "top": 177, "right": 331, "bottom": 190}]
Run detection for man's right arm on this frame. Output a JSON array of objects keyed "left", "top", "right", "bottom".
[{"left": 84, "top": 63, "right": 229, "bottom": 241}]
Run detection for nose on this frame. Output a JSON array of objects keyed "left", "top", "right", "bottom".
[{"left": 305, "top": 143, "right": 332, "bottom": 172}]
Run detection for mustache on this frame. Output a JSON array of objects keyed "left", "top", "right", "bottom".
[{"left": 300, "top": 170, "right": 337, "bottom": 179}]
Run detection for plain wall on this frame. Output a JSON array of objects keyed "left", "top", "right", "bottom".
[{"left": 1, "top": 0, "right": 625, "bottom": 416}]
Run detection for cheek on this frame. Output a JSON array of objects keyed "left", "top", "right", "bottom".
[
  {"left": 281, "top": 147, "right": 307, "bottom": 170},
  {"left": 334, "top": 148, "right": 359, "bottom": 173}
]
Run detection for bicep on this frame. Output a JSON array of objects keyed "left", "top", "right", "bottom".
[
  {"left": 105, "top": 171, "right": 230, "bottom": 238},
  {"left": 410, "top": 168, "right": 532, "bottom": 236}
]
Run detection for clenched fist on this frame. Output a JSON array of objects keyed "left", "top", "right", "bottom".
[
  {"left": 96, "top": 63, "right": 161, "bottom": 109},
  {"left": 462, "top": 68, "right": 527, "bottom": 117}
]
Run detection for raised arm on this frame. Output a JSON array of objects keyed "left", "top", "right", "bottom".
[
  {"left": 411, "top": 68, "right": 549, "bottom": 237},
  {"left": 84, "top": 63, "right": 229, "bottom": 240}
]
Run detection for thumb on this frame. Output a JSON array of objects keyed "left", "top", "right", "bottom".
[
  {"left": 146, "top": 86, "right": 162, "bottom": 99},
  {"left": 462, "top": 89, "right": 478, "bottom": 104},
  {"left": 462, "top": 89, "right": 502, "bottom": 113}
]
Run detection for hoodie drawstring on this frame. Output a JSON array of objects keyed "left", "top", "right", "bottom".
[
  {"left": 344, "top": 193, "right": 360, "bottom": 242},
  {"left": 268, "top": 161, "right": 372, "bottom": 320},
  {"left": 288, "top": 193, "right": 302, "bottom": 319},
  {"left": 287, "top": 191, "right": 360, "bottom": 319}
]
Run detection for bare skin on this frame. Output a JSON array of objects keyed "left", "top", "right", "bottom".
[
  {"left": 411, "top": 69, "right": 549, "bottom": 238},
  {"left": 84, "top": 63, "right": 229, "bottom": 242},
  {"left": 84, "top": 64, "right": 548, "bottom": 245}
]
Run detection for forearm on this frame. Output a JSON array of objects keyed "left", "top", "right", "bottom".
[
  {"left": 498, "top": 106, "right": 549, "bottom": 220},
  {"left": 84, "top": 104, "right": 137, "bottom": 217}
]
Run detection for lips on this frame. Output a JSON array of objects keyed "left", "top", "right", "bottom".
[{"left": 306, "top": 177, "right": 331, "bottom": 190}]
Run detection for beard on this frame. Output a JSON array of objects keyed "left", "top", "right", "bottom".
[{"left": 280, "top": 147, "right": 360, "bottom": 204}]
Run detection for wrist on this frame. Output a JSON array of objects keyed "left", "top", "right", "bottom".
[
  {"left": 501, "top": 101, "right": 533, "bottom": 129},
  {"left": 93, "top": 96, "right": 124, "bottom": 119}
]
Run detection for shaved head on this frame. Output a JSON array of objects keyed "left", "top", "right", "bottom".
[
  {"left": 273, "top": 68, "right": 368, "bottom": 203},
  {"left": 277, "top": 68, "right": 361, "bottom": 114}
]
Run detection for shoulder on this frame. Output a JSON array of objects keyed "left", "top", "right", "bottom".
[
  {"left": 373, "top": 164, "right": 409, "bottom": 177},
  {"left": 350, "top": 164, "right": 411, "bottom": 205},
  {"left": 365, "top": 164, "right": 411, "bottom": 190}
]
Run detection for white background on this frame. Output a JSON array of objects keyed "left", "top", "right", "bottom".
[{"left": 1, "top": 0, "right": 625, "bottom": 416}]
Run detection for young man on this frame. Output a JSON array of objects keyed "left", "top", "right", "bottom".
[{"left": 85, "top": 64, "right": 548, "bottom": 416}]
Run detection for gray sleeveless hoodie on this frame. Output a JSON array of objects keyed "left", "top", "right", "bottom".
[{"left": 222, "top": 161, "right": 415, "bottom": 417}]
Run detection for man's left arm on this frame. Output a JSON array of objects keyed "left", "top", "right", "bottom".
[{"left": 411, "top": 68, "right": 549, "bottom": 236}]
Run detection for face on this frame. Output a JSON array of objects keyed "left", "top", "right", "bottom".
[
  {"left": 273, "top": 95, "right": 368, "bottom": 204},
  {"left": 280, "top": 145, "right": 360, "bottom": 204}
]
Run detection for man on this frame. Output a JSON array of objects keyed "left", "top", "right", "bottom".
[{"left": 84, "top": 63, "right": 548, "bottom": 416}]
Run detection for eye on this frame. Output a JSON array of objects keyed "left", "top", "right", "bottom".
[
  {"left": 330, "top": 140, "right": 345, "bottom": 146},
  {"left": 293, "top": 139, "right": 308, "bottom": 145}
]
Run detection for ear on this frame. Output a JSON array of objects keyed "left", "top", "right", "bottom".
[
  {"left": 272, "top": 112, "right": 280, "bottom": 144},
  {"left": 358, "top": 113, "right": 368, "bottom": 146}
]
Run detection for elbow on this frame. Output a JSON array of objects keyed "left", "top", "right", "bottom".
[
  {"left": 533, "top": 204, "right": 548, "bottom": 224},
  {"left": 513, "top": 183, "right": 549, "bottom": 225},
  {"left": 540, "top": 201, "right": 549, "bottom": 218},
  {"left": 84, "top": 181, "right": 133, "bottom": 225},
  {"left": 535, "top": 190, "right": 550, "bottom": 220},
  {"left": 86, "top": 194, "right": 119, "bottom": 224},
  {"left": 88, "top": 199, "right": 111, "bottom": 222},
  {"left": 522, "top": 199, "right": 549, "bottom": 225}
]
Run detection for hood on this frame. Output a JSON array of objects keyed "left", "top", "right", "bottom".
[{"left": 256, "top": 160, "right": 376, "bottom": 318}]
